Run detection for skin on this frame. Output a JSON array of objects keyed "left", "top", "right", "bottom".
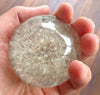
[{"left": 0, "top": 2, "right": 99, "bottom": 95}]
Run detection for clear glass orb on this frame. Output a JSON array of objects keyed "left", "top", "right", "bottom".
[{"left": 8, "top": 15, "right": 81, "bottom": 87}]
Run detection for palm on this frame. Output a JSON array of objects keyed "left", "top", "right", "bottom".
[{"left": 0, "top": 3, "right": 99, "bottom": 95}]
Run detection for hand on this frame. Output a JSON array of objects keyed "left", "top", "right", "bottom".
[{"left": 0, "top": 2, "right": 99, "bottom": 95}]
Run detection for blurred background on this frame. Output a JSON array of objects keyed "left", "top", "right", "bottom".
[{"left": 0, "top": 0, "right": 100, "bottom": 95}]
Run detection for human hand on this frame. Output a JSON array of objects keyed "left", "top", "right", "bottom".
[{"left": 0, "top": 2, "right": 99, "bottom": 95}]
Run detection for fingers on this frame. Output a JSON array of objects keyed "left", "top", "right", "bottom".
[
  {"left": 80, "top": 33, "right": 99, "bottom": 58},
  {"left": 53, "top": 2, "right": 73, "bottom": 23},
  {"left": 53, "top": 4, "right": 98, "bottom": 59},
  {"left": 71, "top": 17, "right": 95, "bottom": 36},
  {"left": 0, "top": 5, "right": 49, "bottom": 43},
  {"left": 71, "top": 17, "right": 99, "bottom": 59},
  {"left": 58, "top": 60, "right": 91, "bottom": 95}
]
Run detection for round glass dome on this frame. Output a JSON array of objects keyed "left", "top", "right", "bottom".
[{"left": 8, "top": 15, "right": 81, "bottom": 87}]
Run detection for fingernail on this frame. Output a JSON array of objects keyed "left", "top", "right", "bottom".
[
  {"left": 95, "top": 35, "right": 99, "bottom": 44},
  {"left": 82, "top": 64, "right": 89, "bottom": 78},
  {"left": 36, "top": 5, "right": 49, "bottom": 8}
]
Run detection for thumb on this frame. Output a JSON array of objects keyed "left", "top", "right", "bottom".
[{"left": 0, "top": 5, "right": 49, "bottom": 43}]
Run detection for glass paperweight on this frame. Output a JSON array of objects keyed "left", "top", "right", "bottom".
[{"left": 8, "top": 15, "right": 81, "bottom": 87}]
